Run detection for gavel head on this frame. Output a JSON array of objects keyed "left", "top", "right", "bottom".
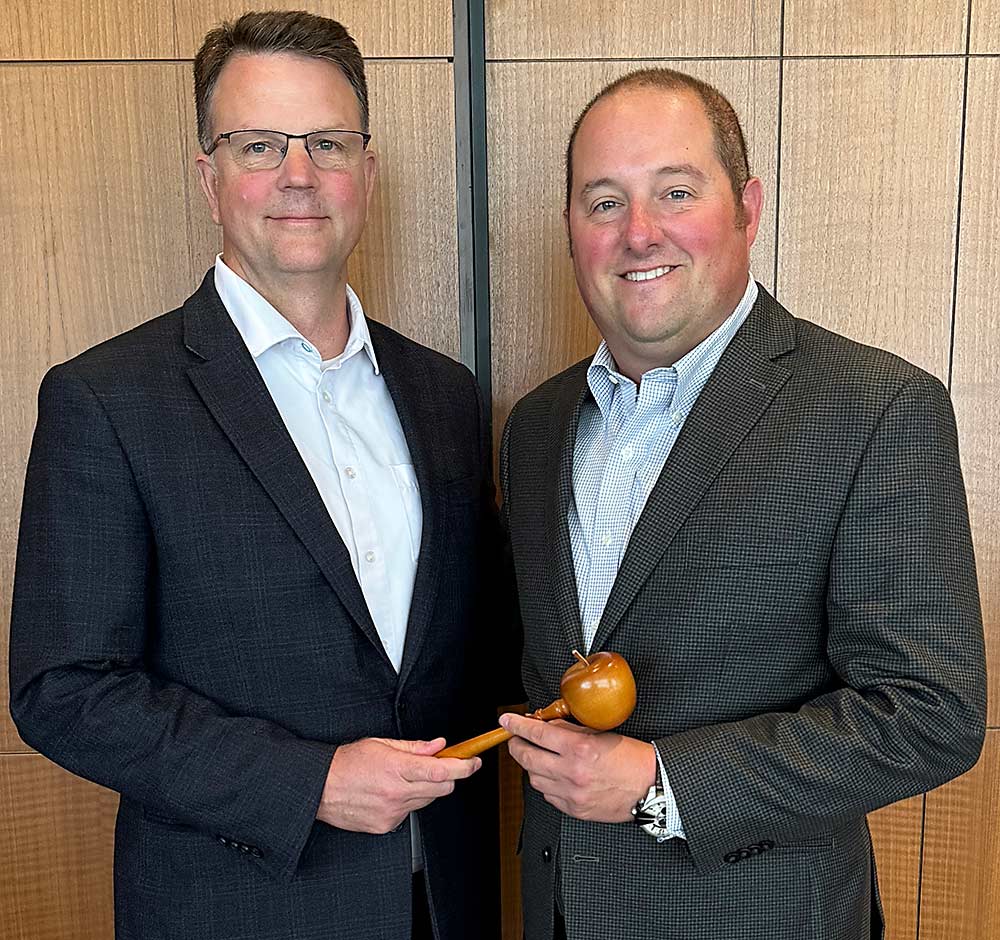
[{"left": 559, "top": 651, "right": 637, "bottom": 731}]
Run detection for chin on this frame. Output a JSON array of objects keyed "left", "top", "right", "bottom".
[{"left": 271, "top": 250, "right": 337, "bottom": 274}]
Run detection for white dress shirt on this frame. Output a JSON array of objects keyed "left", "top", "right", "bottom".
[
  {"left": 214, "top": 255, "right": 424, "bottom": 865},
  {"left": 569, "top": 275, "right": 758, "bottom": 841}
]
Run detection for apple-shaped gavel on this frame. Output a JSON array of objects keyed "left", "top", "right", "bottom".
[{"left": 435, "top": 650, "right": 637, "bottom": 759}]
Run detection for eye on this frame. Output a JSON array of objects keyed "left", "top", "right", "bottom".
[
  {"left": 590, "top": 199, "right": 621, "bottom": 214},
  {"left": 664, "top": 189, "right": 691, "bottom": 201},
  {"left": 312, "top": 135, "right": 347, "bottom": 153},
  {"left": 241, "top": 138, "right": 281, "bottom": 155}
]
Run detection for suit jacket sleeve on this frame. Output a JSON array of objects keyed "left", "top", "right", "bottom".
[
  {"left": 655, "top": 369, "right": 986, "bottom": 872},
  {"left": 9, "top": 364, "right": 336, "bottom": 883}
]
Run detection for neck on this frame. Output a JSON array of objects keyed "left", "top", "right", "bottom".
[{"left": 224, "top": 256, "right": 352, "bottom": 359}]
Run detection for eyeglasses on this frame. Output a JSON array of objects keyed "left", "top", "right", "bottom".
[{"left": 205, "top": 129, "right": 372, "bottom": 171}]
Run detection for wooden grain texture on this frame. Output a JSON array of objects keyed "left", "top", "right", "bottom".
[
  {"left": 348, "top": 61, "right": 459, "bottom": 359},
  {"left": 487, "top": 59, "right": 780, "bottom": 442},
  {"left": 868, "top": 796, "right": 923, "bottom": 940},
  {"left": 0, "top": 63, "right": 200, "bottom": 754},
  {"left": 485, "top": 0, "right": 781, "bottom": 60},
  {"left": 1, "top": 59, "right": 459, "bottom": 753},
  {"left": 777, "top": 58, "right": 964, "bottom": 382},
  {"left": 784, "top": 0, "right": 968, "bottom": 55},
  {"left": 971, "top": 0, "right": 1000, "bottom": 53},
  {"left": 0, "top": 755, "right": 118, "bottom": 940},
  {"left": 951, "top": 58, "right": 1000, "bottom": 728},
  {"left": 0, "top": 0, "right": 451, "bottom": 60},
  {"left": 919, "top": 732, "right": 1000, "bottom": 940},
  {"left": 0, "top": 0, "right": 175, "bottom": 60}
]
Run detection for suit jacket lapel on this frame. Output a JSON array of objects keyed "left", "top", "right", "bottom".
[
  {"left": 376, "top": 328, "right": 445, "bottom": 687},
  {"left": 591, "top": 289, "right": 796, "bottom": 653},
  {"left": 546, "top": 368, "right": 589, "bottom": 652},
  {"left": 181, "top": 273, "right": 389, "bottom": 667}
]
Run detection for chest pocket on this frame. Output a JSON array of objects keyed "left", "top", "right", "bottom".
[{"left": 391, "top": 463, "right": 422, "bottom": 562}]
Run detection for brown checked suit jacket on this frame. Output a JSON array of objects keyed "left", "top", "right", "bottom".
[{"left": 502, "top": 286, "right": 985, "bottom": 940}]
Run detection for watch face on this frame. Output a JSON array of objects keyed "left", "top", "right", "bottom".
[{"left": 633, "top": 788, "right": 672, "bottom": 840}]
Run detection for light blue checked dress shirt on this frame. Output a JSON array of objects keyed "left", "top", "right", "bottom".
[{"left": 568, "top": 275, "right": 758, "bottom": 840}]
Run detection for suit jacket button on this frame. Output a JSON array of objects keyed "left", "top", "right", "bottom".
[
  {"left": 542, "top": 847, "right": 552, "bottom": 863},
  {"left": 760, "top": 840, "right": 774, "bottom": 851},
  {"left": 739, "top": 848, "right": 752, "bottom": 861},
  {"left": 239, "top": 843, "right": 250, "bottom": 853},
  {"left": 724, "top": 852, "right": 741, "bottom": 864},
  {"left": 216, "top": 836, "right": 229, "bottom": 847},
  {"left": 251, "top": 847, "right": 263, "bottom": 859}
]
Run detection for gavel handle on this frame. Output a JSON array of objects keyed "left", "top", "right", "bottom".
[
  {"left": 435, "top": 699, "right": 571, "bottom": 759},
  {"left": 436, "top": 727, "right": 512, "bottom": 759}
]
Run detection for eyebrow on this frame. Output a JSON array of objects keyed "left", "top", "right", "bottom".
[{"left": 578, "top": 163, "right": 709, "bottom": 199}]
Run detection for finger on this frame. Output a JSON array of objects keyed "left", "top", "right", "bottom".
[
  {"left": 549, "top": 718, "right": 600, "bottom": 735},
  {"left": 401, "top": 754, "right": 481, "bottom": 784},
  {"left": 507, "top": 736, "right": 566, "bottom": 781},
  {"left": 499, "top": 713, "right": 575, "bottom": 753},
  {"left": 399, "top": 781, "right": 457, "bottom": 810}
]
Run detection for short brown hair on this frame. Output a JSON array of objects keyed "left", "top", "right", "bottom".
[
  {"left": 194, "top": 10, "right": 369, "bottom": 152},
  {"left": 565, "top": 68, "right": 750, "bottom": 218}
]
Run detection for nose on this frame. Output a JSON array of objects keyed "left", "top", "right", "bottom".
[
  {"left": 277, "top": 138, "right": 319, "bottom": 188},
  {"left": 624, "top": 201, "right": 660, "bottom": 253}
]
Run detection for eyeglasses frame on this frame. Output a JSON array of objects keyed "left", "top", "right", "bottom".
[{"left": 204, "top": 128, "right": 373, "bottom": 169}]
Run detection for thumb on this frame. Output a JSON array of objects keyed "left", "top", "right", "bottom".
[{"left": 384, "top": 737, "right": 447, "bottom": 756}]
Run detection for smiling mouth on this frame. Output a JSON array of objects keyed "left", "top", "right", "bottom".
[{"left": 622, "top": 265, "right": 677, "bottom": 282}]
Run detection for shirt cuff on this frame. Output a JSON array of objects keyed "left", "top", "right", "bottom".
[{"left": 653, "top": 743, "right": 687, "bottom": 841}]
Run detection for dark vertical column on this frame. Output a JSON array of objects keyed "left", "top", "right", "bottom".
[{"left": 454, "top": 0, "right": 493, "bottom": 417}]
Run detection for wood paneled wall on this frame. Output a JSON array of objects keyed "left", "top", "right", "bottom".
[
  {"left": 485, "top": 2, "right": 999, "bottom": 940},
  {"left": 2, "top": 2, "right": 998, "bottom": 939}
]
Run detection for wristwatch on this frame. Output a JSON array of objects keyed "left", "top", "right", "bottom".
[{"left": 631, "top": 784, "right": 674, "bottom": 842}]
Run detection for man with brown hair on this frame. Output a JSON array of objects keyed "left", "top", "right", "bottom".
[
  {"left": 9, "top": 11, "right": 504, "bottom": 939},
  {"left": 500, "top": 68, "right": 985, "bottom": 940}
]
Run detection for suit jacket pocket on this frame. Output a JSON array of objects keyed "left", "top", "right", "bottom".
[{"left": 142, "top": 806, "right": 198, "bottom": 832}]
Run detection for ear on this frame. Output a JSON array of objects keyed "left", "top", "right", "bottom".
[
  {"left": 563, "top": 206, "right": 573, "bottom": 259},
  {"left": 740, "top": 177, "right": 764, "bottom": 247},
  {"left": 195, "top": 152, "right": 222, "bottom": 226},
  {"left": 363, "top": 147, "right": 378, "bottom": 214}
]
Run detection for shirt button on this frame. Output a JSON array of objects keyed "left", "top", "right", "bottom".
[
  {"left": 300, "top": 341, "right": 312, "bottom": 352},
  {"left": 621, "top": 445, "right": 633, "bottom": 461},
  {"left": 345, "top": 467, "right": 357, "bottom": 479},
  {"left": 601, "top": 533, "right": 613, "bottom": 547},
  {"left": 365, "top": 551, "right": 376, "bottom": 563},
  {"left": 671, "top": 411, "right": 682, "bottom": 425},
  {"left": 322, "top": 390, "right": 332, "bottom": 403}
]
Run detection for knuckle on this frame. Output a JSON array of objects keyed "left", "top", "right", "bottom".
[
  {"left": 430, "top": 763, "right": 450, "bottom": 783},
  {"left": 573, "top": 739, "right": 596, "bottom": 762}
]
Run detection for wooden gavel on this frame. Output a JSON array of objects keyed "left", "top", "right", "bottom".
[{"left": 436, "top": 650, "right": 637, "bottom": 759}]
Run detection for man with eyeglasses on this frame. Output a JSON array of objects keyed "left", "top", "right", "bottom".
[{"left": 9, "top": 10, "right": 509, "bottom": 940}]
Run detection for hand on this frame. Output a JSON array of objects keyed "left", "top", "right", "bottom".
[
  {"left": 500, "top": 713, "right": 656, "bottom": 823},
  {"left": 317, "top": 737, "right": 481, "bottom": 834}
]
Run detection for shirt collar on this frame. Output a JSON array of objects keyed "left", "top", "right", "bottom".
[
  {"left": 586, "top": 274, "right": 758, "bottom": 419},
  {"left": 213, "top": 254, "right": 380, "bottom": 374}
]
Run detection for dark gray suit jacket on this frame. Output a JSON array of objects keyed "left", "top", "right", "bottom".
[
  {"left": 9, "top": 272, "right": 505, "bottom": 940},
  {"left": 502, "top": 287, "right": 985, "bottom": 940}
]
